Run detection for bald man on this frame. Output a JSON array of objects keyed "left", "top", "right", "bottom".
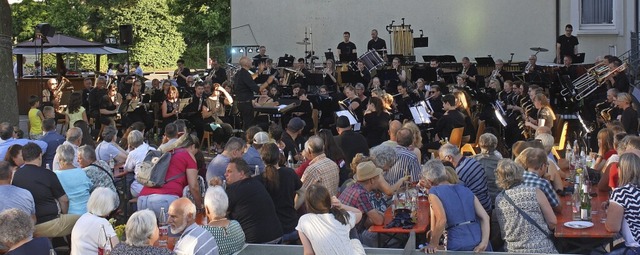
[
  {"left": 382, "top": 120, "right": 402, "bottom": 147},
  {"left": 168, "top": 198, "right": 219, "bottom": 255},
  {"left": 233, "top": 56, "right": 274, "bottom": 129}
]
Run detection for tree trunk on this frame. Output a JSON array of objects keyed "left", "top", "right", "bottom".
[{"left": 0, "top": 0, "right": 18, "bottom": 125}]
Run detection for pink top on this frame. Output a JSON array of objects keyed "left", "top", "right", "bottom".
[{"left": 139, "top": 149, "right": 196, "bottom": 197}]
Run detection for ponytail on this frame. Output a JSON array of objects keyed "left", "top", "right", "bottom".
[
  {"left": 329, "top": 206, "right": 350, "bottom": 226},
  {"left": 263, "top": 164, "right": 280, "bottom": 193}
]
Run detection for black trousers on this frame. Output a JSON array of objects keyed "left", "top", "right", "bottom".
[{"left": 237, "top": 101, "right": 255, "bottom": 130}]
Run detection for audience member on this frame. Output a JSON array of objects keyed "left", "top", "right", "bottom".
[
  {"left": 168, "top": 198, "right": 219, "bottom": 255},
  {"left": 439, "top": 143, "right": 492, "bottom": 213},
  {"left": 282, "top": 117, "right": 306, "bottom": 163},
  {"left": 110, "top": 210, "right": 174, "bottom": 255},
  {"left": 70, "top": 188, "right": 120, "bottom": 255},
  {"left": 0, "top": 208, "right": 52, "bottom": 254},
  {"left": 386, "top": 128, "right": 422, "bottom": 184},
  {"left": 53, "top": 144, "right": 92, "bottom": 215},
  {"left": 0, "top": 161, "right": 35, "bottom": 217},
  {"left": 124, "top": 130, "right": 153, "bottom": 197},
  {"left": 206, "top": 137, "right": 245, "bottom": 182},
  {"left": 301, "top": 136, "right": 340, "bottom": 196},
  {"left": 3, "top": 144, "right": 24, "bottom": 170},
  {"left": 77, "top": 145, "right": 119, "bottom": 205},
  {"left": 95, "top": 125, "right": 127, "bottom": 164},
  {"left": 39, "top": 118, "right": 64, "bottom": 168},
  {"left": 203, "top": 186, "right": 245, "bottom": 255},
  {"left": 515, "top": 148, "right": 561, "bottom": 212},
  {"left": 0, "top": 122, "right": 47, "bottom": 160},
  {"left": 242, "top": 128, "right": 266, "bottom": 174},
  {"left": 334, "top": 116, "right": 369, "bottom": 167},
  {"left": 52, "top": 127, "right": 83, "bottom": 171}
]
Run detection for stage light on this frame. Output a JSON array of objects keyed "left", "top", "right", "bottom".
[
  {"left": 239, "top": 48, "right": 244, "bottom": 53},
  {"left": 231, "top": 48, "right": 237, "bottom": 54},
  {"left": 248, "top": 48, "right": 253, "bottom": 53}
]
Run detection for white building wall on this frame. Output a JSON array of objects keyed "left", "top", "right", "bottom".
[{"left": 231, "top": 0, "right": 636, "bottom": 64}]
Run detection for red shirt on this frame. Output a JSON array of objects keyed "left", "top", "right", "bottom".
[
  {"left": 604, "top": 149, "right": 617, "bottom": 160},
  {"left": 139, "top": 149, "right": 196, "bottom": 197},
  {"left": 608, "top": 162, "right": 619, "bottom": 189}
]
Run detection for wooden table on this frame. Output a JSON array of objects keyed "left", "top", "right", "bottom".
[
  {"left": 369, "top": 197, "right": 430, "bottom": 248},
  {"left": 555, "top": 189, "right": 616, "bottom": 253}
]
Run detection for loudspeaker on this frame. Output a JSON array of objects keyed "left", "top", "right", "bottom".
[
  {"left": 119, "top": 25, "right": 134, "bottom": 46},
  {"left": 35, "top": 23, "right": 55, "bottom": 37}
]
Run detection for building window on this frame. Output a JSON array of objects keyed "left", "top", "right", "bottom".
[
  {"left": 571, "top": 0, "right": 621, "bottom": 35},
  {"left": 580, "top": 0, "right": 613, "bottom": 25}
]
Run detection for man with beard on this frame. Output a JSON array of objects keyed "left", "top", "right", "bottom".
[{"left": 168, "top": 198, "right": 219, "bottom": 255}]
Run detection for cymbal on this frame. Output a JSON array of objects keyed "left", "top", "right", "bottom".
[
  {"left": 530, "top": 47, "right": 549, "bottom": 52},
  {"left": 296, "top": 41, "right": 311, "bottom": 45}
]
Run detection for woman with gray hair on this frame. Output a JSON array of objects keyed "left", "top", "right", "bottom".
[
  {"left": 472, "top": 133, "right": 501, "bottom": 204},
  {"left": 95, "top": 125, "right": 128, "bottom": 164},
  {"left": 420, "top": 159, "right": 490, "bottom": 253},
  {"left": 111, "top": 209, "right": 174, "bottom": 255},
  {"left": 494, "top": 159, "right": 557, "bottom": 253},
  {"left": 203, "top": 186, "right": 245, "bottom": 255},
  {"left": 70, "top": 188, "right": 120, "bottom": 255},
  {"left": 124, "top": 130, "right": 153, "bottom": 197},
  {"left": 54, "top": 144, "right": 92, "bottom": 215},
  {"left": 77, "top": 145, "right": 119, "bottom": 205},
  {"left": 0, "top": 208, "right": 52, "bottom": 254}
]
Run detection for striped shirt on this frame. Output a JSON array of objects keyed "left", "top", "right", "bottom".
[
  {"left": 456, "top": 157, "right": 492, "bottom": 212},
  {"left": 174, "top": 223, "right": 219, "bottom": 255},
  {"left": 522, "top": 170, "right": 559, "bottom": 208},
  {"left": 302, "top": 154, "right": 340, "bottom": 196},
  {"left": 610, "top": 184, "right": 640, "bottom": 245},
  {"left": 385, "top": 146, "right": 422, "bottom": 184}
]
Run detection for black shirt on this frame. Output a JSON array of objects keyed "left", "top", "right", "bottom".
[
  {"left": 82, "top": 88, "right": 92, "bottom": 110},
  {"left": 621, "top": 107, "right": 638, "bottom": 135},
  {"left": 226, "top": 177, "right": 283, "bottom": 243},
  {"left": 434, "top": 110, "right": 465, "bottom": 139},
  {"left": 463, "top": 65, "right": 479, "bottom": 88},
  {"left": 367, "top": 38, "right": 387, "bottom": 52},
  {"left": 5, "top": 237, "right": 52, "bottom": 255},
  {"left": 12, "top": 164, "right": 67, "bottom": 224},
  {"left": 429, "top": 95, "right": 445, "bottom": 119},
  {"left": 88, "top": 88, "right": 107, "bottom": 116},
  {"left": 557, "top": 35, "right": 579, "bottom": 58},
  {"left": 334, "top": 130, "right": 369, "bottom": 167},
  {"left": 363, "top": 111, "right": 391, "bottom": 147},
  {"left": 613, "top": 73, "right": 630, "bottom": 93},
  {"left": 282, "top": 132, "right": 306, "bottom": 163},
  {"left": 176, "top": 67, "right": 191, "bottom": 88},
  {"left": 234, "top": 68, "right": 261, "bottom": 101},
  {"left": 255, "top": 167, "right": 302, "bottom": 233},
  {"left": 337, "top": 41, "right": 357, "bottom": 56},
  {"left": 209, "top": 67, "right": 228, "bottom": 85}
]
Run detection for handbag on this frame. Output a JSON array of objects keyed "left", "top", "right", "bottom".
[{"left": 501, "top": 191, "right": 559, "bottom": 247}]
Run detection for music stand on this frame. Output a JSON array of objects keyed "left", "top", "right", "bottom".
[
  {"left": 409, "top": 105, "right": 431, "bottom": 124},
  {"left": 440, "top": 55, "right": 457, "bottom": 63},
  {"left": 574, "top": 53, "right": 586, "bottom": 64},
  {"left": 339, "top": 53, "right": 357, "bottom": 62},
  {"left": 475, "top": 57, "right": 495, "bottom": 67},
  {"left": 306, "top": 73, "right": 324, "bottom": 86},
  {"left": 413, "top": 37, "right": 428, "bottom": 48},
  {"left": 422, "top": 55, "right": 439, "bottom": 62},
  {"left": 410, "top": 65, "right": 437, "bottom": 82},
  {"left": 376, "top": 69, "right": 399, "bottom": 84},
  {"left": 325, "top": 52, "right": 335, "bottom": 62},
  {"left": 277, "top": 56, "right": 295, "bottom": 67},
  {"left": 341, "top": 71, "right": 366, "bottom": 85}
]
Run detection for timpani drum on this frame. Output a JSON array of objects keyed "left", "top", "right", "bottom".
[{"left": 359, "top": 50, "right": 385, "bottom": 72}]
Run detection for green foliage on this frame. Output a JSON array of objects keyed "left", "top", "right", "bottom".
[{"left": 10, "top": 0, "right": 229, "bottom": 70}]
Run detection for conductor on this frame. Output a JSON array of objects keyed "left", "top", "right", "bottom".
[{"left": 234, "top": 56, "right": 274, "bottom": 129}]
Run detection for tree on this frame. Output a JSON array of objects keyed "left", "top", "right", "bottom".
[
  {"left": 1, "top": 0, "right": 19, "bottom": 125},
  {"left": 10, "top": 0, "right": 49, "bottom": 43},
  {"left": 111, "top": 0, "right": 186, "bottom": 69}
]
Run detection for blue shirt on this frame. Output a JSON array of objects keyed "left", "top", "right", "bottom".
[
  {"left": 456, "top": 157, "right": 492, "bottom": 212},
  {"left": 0, "top": 138, "right": 48, "bottom": 160},
  {"left": 39, "top": 131, "right": 65, "bottom": 168},
  {"left": 522, "top": 170, "right": 559, "bottom": 208},
  {"left": 242, "top": 146, "right": 265, "bottom": 175},
  {"left": 0, "top": 185, "right": 35, "bottom": 215},
  {"left": 54, "top": 168, "right": 92, "bottom": 215},
  {"left": 206, "top": 154, "right": 231, "bottom": 182}
]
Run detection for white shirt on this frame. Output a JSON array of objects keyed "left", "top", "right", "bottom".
[
  {"left": 95, "top": 141, "right": 122, "bottom": 163},
  {"left": 70, "top": 213, "right": 116, "bottom": 255},
  {"left": 296, "top": 211, "right": 364, "bottom": 255},
  {"left": 125, "top": 143, "right": 153, "bottom": 196},
  {"left": 52, "top": 141, "right": 80, "bottom": 171}
]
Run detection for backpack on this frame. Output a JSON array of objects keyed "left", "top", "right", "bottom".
[{"left": 135, "top": 149, "right": 184, "bottom": 188}]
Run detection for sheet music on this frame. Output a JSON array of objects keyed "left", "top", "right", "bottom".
[
  {"left": 335, "top": 110, "right": 358, "bottom": 125},
  {"left": 410, "top": 106, "right": 431, "bottom": 124}
]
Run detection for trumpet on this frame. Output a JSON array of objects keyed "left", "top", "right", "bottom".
[{"left": 524, "top": 63, "right": 532, "bottom": 74}]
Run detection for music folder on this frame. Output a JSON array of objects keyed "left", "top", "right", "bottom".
[
  {"left": 339, "top": 53, "right": 357, "bottom": 62},
  {"left": 409, "top": 105, "right": 431, "bottom": 124},
  {"left": 335, "top": 110, "right": 361, "bottom": 131}
]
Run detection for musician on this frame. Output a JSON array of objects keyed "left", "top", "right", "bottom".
[
  {"left": 499, "top": 80, "right": 513, "bottom": 103},
  {"left": 161, "top": 86, "right": 180, "bottom": 128},
  {"left": 453, "top": 90, "right": 476, "bottom": 143},
  {"left": 414, "top": 78, "right": 426, "bottom": 98},
  {"left": 616, "top": 92, "right": 638, "bottom": 135},
  {"left": 259, "top": 58, "right": 280, "bottom": 86},
  {"left": 523, "top": 55, "right": 543, "bottom": 78},
  {"left": 206, "top": 58, "right": 227, "bottom": 85},
  {"left": 186, "top": 75, "right": 197, "bottom": 88},
  {"left": 206, "top": 83, "right": 234, "bottom": 147},
  {"left": 337, "top": 31, "right": 357, "bottom": 57},
  {"left": 342, "top": 85, "right": 364, "bottom": 121},
  {"left": 394, "top": 83, "right": 420, "bottom": 121},
  {"left": 181, "top": 82, "right": 215, "bottom": 139},
  {"left": 41, "top": 78, "right": 59, "bottom": 108},
  {"left": 323, "top": 59, "right": 338, "bottom": 91},
  {"left": 557, "top": 55, "right": 578, "bottom": 80},
  {"left": 268, "top": 85, "right": 281, "bottom": 101},
  {"left": 370, "top": 77, "right": 382, "bottom": 90},
  {"left": 253, "top": 87, "right": 278, "bottom": 107},
  {"left": 428, "top": 85, "right": 445, "bottom": 119},
  {"left": 556, "top": 24, "right": 579, "bottom": 64},
  {"left": 252, "top": 46, "right": 268, "bottom": 68},
  {"left": 460, "top": 57, "right": 478, "bottom": 88},
  {"left": 122, "top": 79, "right": 151, "bottom": 130},
  {"left": 354, "top": 60, "right": 371, "bottom": 86},
  {"left": 525, "top": 93, "right": 555, "bottom": 130},
  {"left": 362, "top": 96, "right": 391, "bottom": 147},
  {"left": 605, "top": 88, "right": 621, "bottom": 121},
  {"left": 132, "top": 61, "right": 143, "bottom": 77},
  {"left": 88, "top": 77, "right": 108, "bottom": 125},
  {"left": 99, "top": 85, "right": 120, "bottom": 127},
  {"left": 426, "top": 94, "right": 465, "bottom": 150},
  {"left": 385, "top": 57, "right": 406, "bottom": 95},
  {"left": 367, "top": 29, "right": 387, "bottom": 54},
  {"left": 607, "top": 57, "right": 629, "bottom": 93},
  {"left": 174, "top": 59, "right": 191, "bottom": 88},
  {"left": 291, "top": 58, "right": 310, "bottom": 90},
  {"left": 291, "top": 89, "right": 314, "bottom": 136},
  {"left": 234, "top": 56, "right": 274, "bottom": 129},
  {"left": 489, "top": 59, "right": 507, "bottom": 84},
  {"left": 429, "top": 58, "right": 445, "bottom": 83},
  {"left": 79, "top": 78, "right": 93, "bottom": 111}
]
